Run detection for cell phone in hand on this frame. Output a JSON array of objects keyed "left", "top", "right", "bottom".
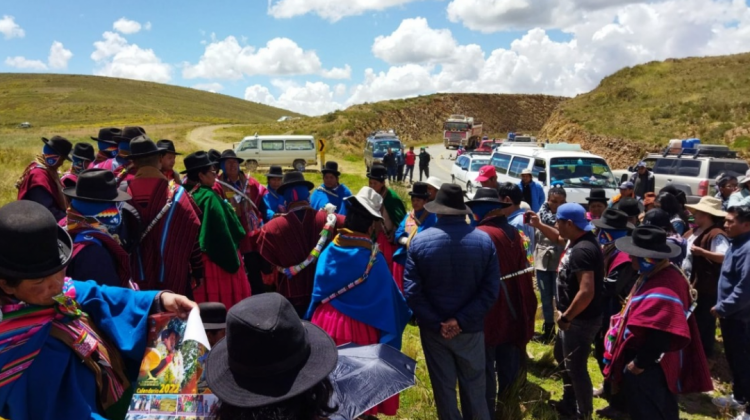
[{"left": 523, "top": 213, "right": 532, "bottom": 224}]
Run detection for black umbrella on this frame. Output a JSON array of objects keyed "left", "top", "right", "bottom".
[{"left": 328, "top": 344, "right": 417, "bottom": 420}]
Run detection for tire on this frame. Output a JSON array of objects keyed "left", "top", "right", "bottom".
[
  {"left": 293, "top": 159, "right": 306, "bottom": 172},
  {"left": 466, "top": 181, "right": 473, "bottom": 194},
  {"left": 245, "top": 160, "right": 258, "bottom": 172}
]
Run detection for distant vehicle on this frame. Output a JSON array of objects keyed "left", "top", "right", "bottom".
[
  {"left": 234, "top": 135, "right": 317, "bottom": 172},
  {"left": 277, "top": 116, "right": 294, "bottom": 122},
  {"left": 475, "top": 138, "right": 503, "bottom": 153},
  {"left": 451, "top": 153, "right": 490, "bottom": 194},
  {"left": 18, "top": 122, "right": 31, "bottom": 128},
  {"left": 364, "top": 129, "right": 403, "bottom": 171},
  {"left": 443, "top": 114, "right": 483, "bottom": 150}
]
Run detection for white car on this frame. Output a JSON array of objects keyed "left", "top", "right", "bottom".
[{"left": 451, "top": 153, "right": 490, "bottom": 194}]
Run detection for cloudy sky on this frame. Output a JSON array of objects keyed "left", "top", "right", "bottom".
[{"left": 2, "top": 0, "right": 749, "bottom": 116}]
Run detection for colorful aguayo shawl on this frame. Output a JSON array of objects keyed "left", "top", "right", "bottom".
[
  {"left": 16, "top": 159, "right": 67, "bottom": 212},
  {"left": 393, "top": 209, "right": 436, "bottom": 264}
]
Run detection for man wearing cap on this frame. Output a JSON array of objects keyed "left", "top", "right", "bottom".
[
  {"left": 682, "top": 197, "right": 729, "bottom": 359},
  {"left": 476, "top": 165, "right": 498, "bottom": 191},
  {"left": 518, "top": 168, "right": 545, "bottom": 212},
  {"left": 198, "top": 302, "right": 227, "bottom": 347},
  {"left": 310, "top": 161, "right": 352, "bottom": 215},
  {"left": 466, "top": 188, "right": 537, "bottom": 418},
  {"left": 157, "top": 139, "right": 182, "bottom": 185},
  {"left": 257, "top": 171, "right": 344, "bottom": 317},
  {"left": 368, "top": 165, "right": 406, "bottom": 272},
  {"left": 62, "top": 169, "right": 132, "bottom": 288},
  {"left": 61, "top": 143, "right": 96, "bottom": 189},
  {"left": 392, "top": 182, "right": 437, "bottom": 290},
  {"left": 261, "top": 165, "right": 285, "bottom": 222},
  {"left": 728, "top": 169, "right": 750, "bottom": 208},
  {"left": 716, "top": 173, "right": 739, "bottom": 211},
  {"left": 126, "top": 138, "right": 203, "bottom": 296},
  {"left": 91, "top": 127, "right": 121, "bottom": 165},
  {"left": 605, "top": 226, "right": 712, "bottom": 419},
  {"left": 628, "top": 161, "right": 655, "bottom": 199},
  {"left": 307, "top": 187, "right": 413, "bottom": 417},
  {"left": 404, "top": 184, "right": 500, "bottom": 420},
  {"left": 94, "top": 126, "right": 144, "bottom": 185},
  {"left": 16, "top": 135, "right": 73, "bottom": 221},
  {"left": 217, "top": 149, "right": 267, "bottom": 296},
  {"left": 530, "top": 202, "right": 604, "bottom": 419},
  {"left": 610, "top": 181, "right": 636, "bottom": 208},
  {"left": 418, "top": 147, "right": 431, "bottom": 181}
]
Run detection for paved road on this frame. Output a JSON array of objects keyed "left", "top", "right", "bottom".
[{"left": 416, "top": 144, "right": 456, "bottom": 186}]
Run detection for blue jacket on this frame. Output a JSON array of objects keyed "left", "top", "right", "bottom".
[
  {"left": 715, "top": 231, "right": 750, "bottom": 321},
  {"left": 263, "top": 187, "right": 285, "bottom": 222},
  {"left": 517, "top": 180, "right": 545, "bottom": 212},
  {"left": 403, "top": 216, "right": 500, "bottom": 333}
]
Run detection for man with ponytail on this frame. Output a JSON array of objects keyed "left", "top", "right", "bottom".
[{"left": 16, "top": 136, "right": 73, "bottom": 221}]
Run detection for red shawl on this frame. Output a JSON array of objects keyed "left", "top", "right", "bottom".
[
  {"left": 257, "top": 208, "right": 343, "bottom": 312},
  {"left": 220, "top": 173, "right": 267, "bottom": 254},
  {"left": 478, "top": 217, "right": 537, "bottom": 348},
  {"left": 16, "top": 162, "right": 67, "bottom": 213},
  {"left": 69, "top": 228, "right": 132, "bottom": 287},
  {"left": 127, "top": 175, "right": 202, "bottom": 295},
  {"left": 607, "top": 266, "right": 713, "bottom": 394}
]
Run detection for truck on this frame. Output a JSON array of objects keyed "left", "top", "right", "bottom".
[{"left": 443, "top": 115, "right": 482, "bottom": 150}]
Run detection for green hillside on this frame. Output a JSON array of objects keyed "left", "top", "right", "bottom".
[{"left": 0, "top": 73, "right": 298, "bottom": 128}]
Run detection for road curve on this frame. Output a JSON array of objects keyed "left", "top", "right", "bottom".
[{"left": 186, "top": 124, "right": 236, "bottom": 151}]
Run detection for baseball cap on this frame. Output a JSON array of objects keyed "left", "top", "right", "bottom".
[
  {"left": 476, "top": 165, "right": 497, "bottom": 182},
  {"left": 619, "top": 181, "right": 634, "bottom": 190},
  {"left": 635, "top": 161, "right": 646, "bottom": 168},
  {"left": 556, "top": 203, "right": 593, "bottom": 232}
]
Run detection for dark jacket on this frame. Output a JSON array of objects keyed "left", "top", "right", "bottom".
[
  {"left": 403, "top": 216, "right": 500, "bottom": 333},
  {"left": 629, "top": 170, "right": 655, "bottom": 198},
  {"left": 418, "top": 151, "right": 431, "bottom": 168},
  {"left": 715, "top": 231, "right": 750, "bottom": 321},
  {"left": 382, "top": 152, "right": 397, "bottom": 168}
]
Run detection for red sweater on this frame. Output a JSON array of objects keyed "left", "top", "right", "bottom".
[{"left": 405, "top": 151, "right": 416, "bottom": 166}]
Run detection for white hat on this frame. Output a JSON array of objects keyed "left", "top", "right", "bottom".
[
  {"left": 685, "top": 196, "right": 727, "bottom": 218},
  {"left": 426, "top": 176, "right": 442, "bottom": 190},
  {"left": 739, "top": 169, "right": 750, "bottom": 185},
  {"left": 521, "top": 168, "right": 532, "bottom": 175},
  {"left": 344, "top": 187, "right": 383, "bottom": 220}
]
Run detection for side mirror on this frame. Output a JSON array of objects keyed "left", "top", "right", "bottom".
[{"left": 538, "top": 171, "right": 547, "bottom": 184}]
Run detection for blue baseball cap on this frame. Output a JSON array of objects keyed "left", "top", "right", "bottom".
[
  {"left": 556, "top": 203, "right": 593, "bottom": 232},
  {"left": 619, "top": 181, "right": 634, "bottom": 190}
]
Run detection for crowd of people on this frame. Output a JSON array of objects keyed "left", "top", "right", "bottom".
[{"left": 1, "top": 128, "right": 750, "bottom": 420}]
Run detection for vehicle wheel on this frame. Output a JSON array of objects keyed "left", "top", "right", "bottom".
[
  {"left": 293, "top": 159, "right": 306, "bottom": 172},
  {"left": 245, "top": 160, "right": 258, "bottom": 172},
  {"left": 466, "top": 182, "right": 473, "bottom": 194}
]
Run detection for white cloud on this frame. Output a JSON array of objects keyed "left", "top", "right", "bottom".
[
  {"left": 48, "top": 41, "right": 73, "bottom": 69},
  {"left": 183, "top": 36, "right": 349, "bottom": 80},
  {"left": 192, "top": 82, "right": 224, "bottom": 93},
  {"left": 91, "top": 31, "right": 171, "bottom": 83},
  {"left": 144, "top": 22, "right": 152, "bottom": 31},
  {"left": 4, "top": 56, "right": 47, "bottom": 70},
  {"left": 372, "top": 17, "right": 461, "bottom": 65},
  {"left": 113, "top": 18, "right": 144, "bottom": 34},
  {"left": 0, "top": 15, "right": 24, "bottom": 39},
  {"left": 245, "top": 80, "right": 343, "bottom": 116},
  {"left": 347, "top": 64, "right": 436, "bottom": 105},
  {"left": 334, "top": 83, "right": 347, "bottom": 97},
  {"left": 267, "top": 0, "right": 420, "bottom": 21}
]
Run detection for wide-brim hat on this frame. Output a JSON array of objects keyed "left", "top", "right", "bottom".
[
  {"left": 181, "top": 151, "right": 216, "bottom": 174},
  {"left": 321, "top": 161, "right": 340, "bottom": 177},
  {"left": 408, "top": 182, "right": 431, "bottom": 199},
  {"left": 276, "top": 171, "right": 314, "bottom": 195},
  {"left": 685, "top": 196, "right": 727, "bottom": 218},
  {"left": 156, "top": 139, "right": 181, "bottom": 155},
  {"left": 219, "top": 149, "right": 245, "bottom": 164},
  {"left": 71, "top": 142, "right": 96, "bottom": 162},
  {"left": 112, "top": 126, "right": 146, "bottom": 143},
  {"left": 127, "top": 135, "right": 163, "bottom": 159},
  {"left": 41, "top": 136, "right": 73, "bottom": 161},
  {"left": 91, "top": 127, "right": 122, "bottom": 144},
  {"left": 738, "top": 169, "right": 750, "bottom": 185},
  {"left": 425, "top": 184, "right": 472, "bottom": 215},
  {"left": 586, "top": 188, "right": 608, "bottom": 203},
  {"left": 425, "top": 176, "right": 442, "bottom": 191},
  {"left": 265, "top": 165, "right": 283, "bottom": 178},
  {"left": 0, "top": 200, "right": 73, "bottom": 279},
  {"left": 367, "top": 165, "right": 387, "bottom": 182},
  {"left": 592, "top": 208, "right": 635, "bottom": 231},
  {"left": 205, "top": 294, "right": 338, "bottom": 408},
  {"left": 466, "top": 187, "right": 511, "bottom": 206},
  {"left": 344, "top": 187, "right": 383, "bottom": 220},
  {"left": 199, "top": 302, "right": 227, "bottom": 330},
  {"left": 208, "top": 149, "right": 222, "bottom": 165},
  {"left": 615, "top": 225, "right": 681, "bottom": 259},
  {"left": 63, "top": 169, "right": 131, "bottom": 202}
]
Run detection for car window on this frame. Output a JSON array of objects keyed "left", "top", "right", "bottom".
[
  {"left": 508, "top": 157, "right": 531, "bottom": 178},
  {"left": 652, "top": 159, "right": 676, "bottom": 175},
  {"left": 673, "top": 160, "right": 702, "bottom": 177},
  {"left": 240, "top": 139, "right": 258, "bottom": 151},
  {"left": 470, "top": 159, "right": 489, "bottom": 172},
  {"left": 532, "top": 159, "right": 546, "bottom": 177},
  {"left": 261, "top": 140, "right": 284, "bottom": 151},
  {"left": 642, "top": 158, "right": 657, "bottom": 169},
  {"left": 491, "top": 153, "right": 512, "bottom": 175},
  {"left": 549, "top": 157, "right": 617, "bottom": 189},
  {"left": 709, "top": 161, "right": 749, "bottom": 179},
  {"left": 285, "top": 139, "right": 313, "bottom": 150}
]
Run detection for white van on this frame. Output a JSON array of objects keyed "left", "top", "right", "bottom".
[
  {"left": 234, "top": 135, "right": 317, "bottom": 172},
  {"left": 489, "top": 143, "right": 619, "bottom": 205}
]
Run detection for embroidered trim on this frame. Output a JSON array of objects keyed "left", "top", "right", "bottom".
[
  {"left": 278, "top": 211, "right": 337, "bottom": 278},
  {"left": 320, "top": 241, "right": 379, "bottom": 305}
]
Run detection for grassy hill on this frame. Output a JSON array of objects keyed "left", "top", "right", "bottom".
[
  {"left": 541, "top": 52, "right": 750, "bottom": 168},
  {"left": 0, "top": 73, "right": 298, "bottom": 128}
]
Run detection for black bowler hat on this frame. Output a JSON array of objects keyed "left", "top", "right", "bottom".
[
  {"left": 113, "top": 126, "right": 146, "bottom": 143},
  {"left": 219, "top": 149, "right": 245, "bottom": 164},
  {"left": 592, "top": 208, "right": 635, "bottom": 231},
  {"left": 0, "top": 200, "right": 73, "bottom": 279},
  {"left": 156, "top": 139, "right": 181, "bottom": 155},
  {"left": 208, "top": 149, "right": 221, "bottom": 164},
  {"left": 409, "top": 182, "right": 431, "bottom": 199},
  {"left": 367, "top": 165, "right": 387, "bottom": 182},
  {"left": 425, "top": 184, "right": 472, "bottom": 215},
  {"left": 265, "top": 165, "right": 283, "bottom": 178},
  {"left": 466, "top": 187, "right": 510, "bottom": 207},
  {"left": 276, "top": 171, "right": 314, "bottom": 195},
  {"left": 127, "top": 135, "right": 163, "bottom": 159},
  {"left": 615, "top": 225, "right": 681, "bottom": 259},
  {"left": 641, "top": 208, "right": 672, "bottom": 231},
  {"left": 181, "top": 151, "right": 216, "bottom": 174},
  {"left": 71, "top": 143, "right": 96, "bottom": 162},
  {"left": 91, "top": 127, "right": 122, "bottom": 144},
  {"left": 586, "top": 188, "right": 608, "bottom": 203},
  {"left": 615, "top": 197, "right": 642, "bottom": 218},
  {"left": 63, "top": 169, "right": 131, "bottom": 202},
  {"left": 199, "top": 302, "right": 227, "bottom": 330},
  {"left": 321, "top": 161, "right": 340, "bottom": 177},
  {"left": 205, "top": 293, "right": 338, "bottom": 408},
  {"left": 41, "top": 136, "right": 73, "bottom": 161}
]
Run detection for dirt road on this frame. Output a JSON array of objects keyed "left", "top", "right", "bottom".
[{"left": 186, "top": 124, "right": 235, "bottom": 150}]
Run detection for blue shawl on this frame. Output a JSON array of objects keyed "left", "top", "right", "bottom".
[
  {"left": 393, "top": 209, "right": 437, "bottom": 264},
  {"left": 310, "top": 184, "right": 353, "bottom": 215}
]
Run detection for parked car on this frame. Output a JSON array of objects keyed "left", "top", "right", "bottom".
[
  {"left": 613, "top": 144, "right": 749, "bottom": 196},
  {"left": 474, "top": 139, "right": 503, "bottom": 153},
  {"left": 234, "top": 135, "right": 317, "bottom": 172},
  {"left": 451, "top": 153, "right": 490, "bottom": 194},
  {"left": 364, "top": 130, "right": 403, "bottom": 171},
  {"left": 18, "top": 122, "right": 31, "bottom": 128}
]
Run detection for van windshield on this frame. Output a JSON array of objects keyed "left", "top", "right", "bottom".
[
  {"left": 444, "top": 122, "right": 470, "bottom": 131},
  {"left": 549, "top": 157, "right": 617, "bottom": 189},
  {"left": 373, "top": 140, "right": 402, "bottom": 153}
]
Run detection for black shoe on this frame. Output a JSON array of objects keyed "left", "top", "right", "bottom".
[
  {"left": 549, "top": 399, "right": 577, "bottom": 417},
  {"left": 533, "top": 322, "right": 555, "bottom": 344},
  {"left": 596, "top": 405, "right": 628, "bottom": 419}
]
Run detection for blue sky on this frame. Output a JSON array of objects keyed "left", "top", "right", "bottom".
[{"left": 2, "top": 0, "right": 749, "bottom": 115}]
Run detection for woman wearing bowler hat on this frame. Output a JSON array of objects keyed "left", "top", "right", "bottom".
[
  {"left": 0, "top": 200, "right": 196, "bottom": 420},
  {"left": 604, "top": 225, "right": 712, "bottom": 419},
  {"left": 310, "top": 161, "right": 353, "bottom": 216},
  {"left": 586, "top": 188, "right": 608, "bottom": 222},
  {"left": 261, "top": 165, "right": 286, "bottom": 222},
  {"left": 16, "top": 135, "right": 73, "bottom": 222},
  {"left": 392, "top": 182, "right": 437, "bottom": 291}
]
